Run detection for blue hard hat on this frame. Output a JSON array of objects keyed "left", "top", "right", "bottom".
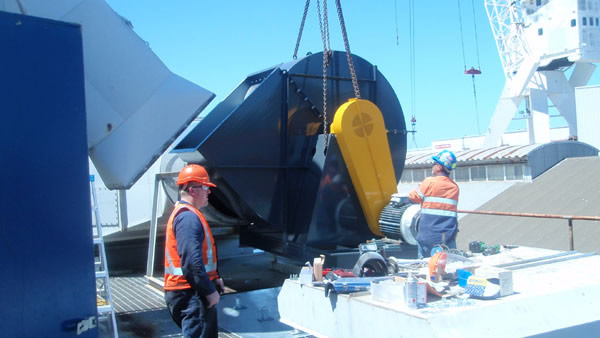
[{"left": 432, "top": 150, "right": 457, "bottom": 171}]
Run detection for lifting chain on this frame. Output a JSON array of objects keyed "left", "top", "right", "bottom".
[
  {"left": 293, "top": 0, "right": 311, "bottom": 60},
  {"left": 334, "top": 0, "right": 361, "bottom": 99},
  {"left": 317, "top": 0, "right": 331, "bottom": 152},
  {"left": 293, "top": 0, "right": 359, "bottom": 153},
  {"left": 317, "top": 0, "right": 332, "bottom": 53}
]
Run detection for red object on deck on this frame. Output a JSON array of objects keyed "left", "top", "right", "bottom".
[
  {"left": 464, "top": 67, "right": 482, "bottom": 75},
  {"left": 322, "top": 268, "right": 356, "bottom": 278}
]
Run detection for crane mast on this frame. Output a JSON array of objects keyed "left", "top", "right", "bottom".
[
  {"left": 485, "top": 0, "right": 531, "bottom": 81},
  {"left": 482, "top": 0, "right": 600, "bottom": 148}
]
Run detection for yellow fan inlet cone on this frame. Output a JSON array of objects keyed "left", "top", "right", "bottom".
[{"left": 330, "top": 98, "right": 397, "bottom": 236}]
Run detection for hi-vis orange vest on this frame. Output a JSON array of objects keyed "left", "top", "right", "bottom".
[
  {"left": 409, "top": 175, "right": 459, "bottom": 244},
  {"left": 164, "top": 202, "right": 218, "bottom": 291}
]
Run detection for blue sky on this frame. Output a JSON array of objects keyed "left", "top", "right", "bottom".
[{"left": 106, "top": 0, "right": 599, "bottom": 149}]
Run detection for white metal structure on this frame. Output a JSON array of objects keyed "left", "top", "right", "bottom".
[
  {"left": 575, "top": 85, "right": 600, "bottom": 150},
  {"left": 0, "top": 0, "right": 214, "bottom": 189},
  {"left": 278, "top": 247, "right": 600, "bottom": 337},
  {"left": 483, "top": 0, "right": 600, "bottom": 148},
  {"left": 0, "top": 0, "right": 214, "bottom": 244}
]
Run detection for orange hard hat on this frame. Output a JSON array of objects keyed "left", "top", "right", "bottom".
[{"left": 176, "top": 164, "right": 217, "bottom": 187}]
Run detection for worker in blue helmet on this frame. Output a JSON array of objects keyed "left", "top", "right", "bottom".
[{"left": 409, "top": 150, "right": 460, "bottom": 259}]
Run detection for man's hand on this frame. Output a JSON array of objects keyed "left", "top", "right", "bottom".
[
  {"left": 206, "top": 290, "right": 220, "bottom": 308},
  {"left": 215, "top": 278, "right": 225, "bottom": 295}
]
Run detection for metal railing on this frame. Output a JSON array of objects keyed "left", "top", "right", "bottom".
[{"left": 457, "top": 209, "right": 600, "bottom": 251}]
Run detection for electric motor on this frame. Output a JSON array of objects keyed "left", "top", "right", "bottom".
[{"left": 378, "top": 194, "right": 420, "bottom": 245}]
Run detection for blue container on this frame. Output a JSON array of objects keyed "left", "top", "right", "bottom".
[{"left": 457, "top": 269, "right": 473, "bottom": 287}]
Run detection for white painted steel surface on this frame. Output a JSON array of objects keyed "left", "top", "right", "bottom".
[
  {"left": 576, "top": 85, "right": 600, "bottom": 151},
  {"left": 89, "top": 158, "right": 172, "bottom": 237},
  {"left": 0, "top": 0, "right": 215, "bottom": 189},
  {"left": 486, "top": 0, "right": 600, "bottom": 81},
  {"left": 483, "top": 0, "right": 600, "bottom": 148},
  {"left": 278, "top": 247, "right": 600, "bottom": 337},
  {"left": 218, "top": 287, "right": 299, "bottom": 336}
]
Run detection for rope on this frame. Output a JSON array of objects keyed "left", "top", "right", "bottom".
[
  {"left": 395, "top": 0, "right": 400, "bottom": 45},
  {"left": 293, "top": 0, "right": 311, "bottom": 60},
  {"left": 471, "top": 75, "right": 481, "bottom": 135},
  {"left": 409, "top": 0, "right": 418, "bottom": 148},
  {"left": 458, "top": 0, "right": 482, "bottom": 135},
  {"left": 409, "top": 0, "right": 416, "bottom": 125},
  {"left": 16, "top": 0, "right": 27, "bottom": 14},
  {"left": 470, "top": 0, "right": 481, "bottom": 135},
  {"left": 457, "top": 0, "right": 467, "bottom": 72},
  {"left": 471, "top": 0, "right": 482, "bottom": 71},
  {"left": 409, "top": 0, "right": 415, "bottom": 118},
  {"left": 334, "top": 0, "right": 361, "bottom": 99}
]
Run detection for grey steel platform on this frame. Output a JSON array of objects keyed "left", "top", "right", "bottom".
[
  {"left": 108, "top": 251, "right": 312, "bottom": 337},
  {"left": 109, "top": 275, "right": 311, "bottom": 338}
]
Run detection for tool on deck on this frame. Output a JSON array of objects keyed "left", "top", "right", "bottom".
[{"left": 469, "top": 241, "right": 500, "bottom": 255}]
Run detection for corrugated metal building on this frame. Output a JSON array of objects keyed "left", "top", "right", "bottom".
[
  {"left": 401, "top": 141, "right": 598, "bottom": 182},
  {"left": 397, "top": 141, "right": 600, "bottom": 253}
]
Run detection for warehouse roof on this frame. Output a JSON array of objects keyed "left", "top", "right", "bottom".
[
  {"left": 405, "top": 144, "right": 538, "bottom": 166},
  {"left": 404, "top": 141, "right": 598, "bottom": 180}
]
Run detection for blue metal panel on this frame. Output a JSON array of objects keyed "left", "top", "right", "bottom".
[
  {"left": 306, "top": 135, "right": 373, "bottom": 247},
  {"left": 0, "top": 11, "right": 97, "bottom": 337}
]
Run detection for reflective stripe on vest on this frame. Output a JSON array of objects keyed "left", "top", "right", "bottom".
[
  {"left": 202, "top": 221, "right": 216, "bottom": 273},
  {"left": 172, "top": 203, "right": 217, "bottom": 275},
  {"left": 164, "top": 202, "right": 218, "bottom": 290},
  {"left": 421, "top": 195, "right": 458, "bottom": 218},
  {"left": 418, "top": 180, "right": 458, "bottom": 218},
  {"left": 421, "top": 208, "right": 458, "bottom": 217},
  {"left": 423, "top": 196, "right": 457, "bottom": 206},
  {"left": 164, "top": 250, "right": 183, "bottom": 275}
]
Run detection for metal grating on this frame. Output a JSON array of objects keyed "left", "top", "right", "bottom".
[
  {"left": 107, "top": 275, "right": 314, "bottom": 337},
  {"left": 109, "top": 276, "right": 166, "bottom": 313}
]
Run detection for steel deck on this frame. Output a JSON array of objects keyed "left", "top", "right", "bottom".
[{"left": 278, "top": 247, "right": 600, "bottom": 337}]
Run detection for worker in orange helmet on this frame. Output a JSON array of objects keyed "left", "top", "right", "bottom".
[
  {"left": 164, "top": 164, "right": 224, "bottom": 338},
  {"left": 409, "top": 150, "right": 460, "bottom": 259}
]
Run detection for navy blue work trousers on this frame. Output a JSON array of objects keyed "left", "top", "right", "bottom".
[
  {"left": 165, "top": 289, "right": 218, "bottom": 338},
  {"left": 417, "top": 238, "right": 457, "bottom": 259}
]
